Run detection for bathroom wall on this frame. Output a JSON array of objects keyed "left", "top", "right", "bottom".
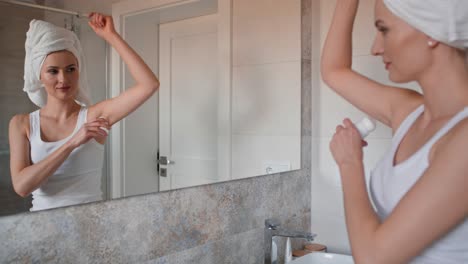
[
  {"left": 310, "top": 0, "right": 421, "bottom": 254},
  {"left": 0, "top": 1, "right": 42, "bottom": 216},
  {"left": 231, "top": 0, "right": 301, "bottom": 179},
  {"left": 0, "top": 0, "right": 312, "bottom": 263}
]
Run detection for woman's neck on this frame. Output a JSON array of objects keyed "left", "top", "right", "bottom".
[
  {"left": 41, "top": 98, "right": 81, "bottom": 120},
  {"left": 417, "top": 49, "right": 468, "bottom": 121}
]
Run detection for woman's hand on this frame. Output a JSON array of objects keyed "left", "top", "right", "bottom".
[
  {"left": 67, "top": 118, "right": 110, "bottom": 149},
  {"left": 330, "top": 118, "right": 367, "bottom": 168},
  {"left": 88, "top": 12, "right": 117, "bottom": 41}
]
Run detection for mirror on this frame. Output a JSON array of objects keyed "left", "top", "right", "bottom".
[{"left": 0, "top": 0, "right": 301, "bottom": 216}]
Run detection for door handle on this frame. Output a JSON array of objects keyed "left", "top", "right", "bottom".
[{"left": 158, "top": 156, "right": 174, "bottom": 165}]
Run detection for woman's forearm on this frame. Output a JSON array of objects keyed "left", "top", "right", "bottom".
[
  {"left": 106, "top": 33, "right": 159, "bottom": 90},
  {"left": 321, "top": 0, "right": 359, "bottom": 77},
  {"left": 12, "top": 142, "right": 75, "bottom": 197},
  {"left": 340, "top": 162, "right": 380, "bottom": 264}
]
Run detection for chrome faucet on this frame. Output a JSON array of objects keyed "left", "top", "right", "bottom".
[{"left": 264, "top": 218, "right": 316, "bottom": 264}]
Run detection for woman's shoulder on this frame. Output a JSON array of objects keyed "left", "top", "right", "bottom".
[
  {"left": 9, "top": 113, "right": 31, "bottom": 137},
  {"left": 10, "top": 113, "right": 30, "bottom": 125},
  {"left": 432, "top": 113, "right": 468, "bottom": 163},
  {"left": 441, "top": 115, "right": 468, "bottom": 142}
]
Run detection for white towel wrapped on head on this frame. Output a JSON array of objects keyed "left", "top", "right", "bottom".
[
  {"left": 383, "top": 0, "right": 468, "bottom": 51},
  {"left": 24, "top": 19, "right": 91, "bottom": 108}
]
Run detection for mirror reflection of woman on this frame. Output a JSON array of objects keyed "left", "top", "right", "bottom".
[
  {"left": 322, "top": 0, "right": 468, "bottom": 263},
  {"left": 9, "top": 13, "right": 159, "bottom": 211}
]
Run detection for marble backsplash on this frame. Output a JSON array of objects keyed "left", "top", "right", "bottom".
[
  {"left": 0, "top": 0, "right": 312, "bottom": 263},
  {"left": 1, "top": 170, "right": 311, "bottom": 263}
]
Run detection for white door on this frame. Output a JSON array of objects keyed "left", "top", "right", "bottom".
[
  {"left": 159, "top": 14, "right": 219, "bottom": 191},
  {"left": 110, "top": 0, "right": 232, "bottom": 198}
]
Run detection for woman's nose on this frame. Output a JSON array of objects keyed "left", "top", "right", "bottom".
[
  {"left": 57, "top": 70, "right": 66, "bottom": 83},
  {"left": 371, "top": 34, "right": 384, "bottom": 56}
]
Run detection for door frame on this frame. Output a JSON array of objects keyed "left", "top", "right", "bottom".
[{"left": 109, "top": 0, "right": 232, "bottom": 198}]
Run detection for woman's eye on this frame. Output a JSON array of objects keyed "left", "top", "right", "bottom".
[
  {"left": 67, "top": 67, "right": 76, "bottom": 72},
  {"left": 47, "top": 69, "right": 58, "bottom": 74},
  {"left": 378, "top": 27, "right": 388, "bottom": 34}
]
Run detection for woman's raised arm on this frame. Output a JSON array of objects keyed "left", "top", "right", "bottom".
[
  {"left": 87, "top": 13, "right": 160, "bottom": 126},
  {"left": 321, "top": 0, "right": 421, "bottom": 128}
]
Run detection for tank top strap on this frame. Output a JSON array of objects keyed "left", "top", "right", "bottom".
[
  {"left": 30, "top": 107, "right": 87, "bottom": 142},
  {"left": 29, "top": 109, "right": 41, "bottom": 140},
  {"left": 77, "top": 107, "right": 88, "bottom": 126},
  {"left": 423, "top": 107, "right": 468, "bottom": 148},
  {"left": 392, "top": 104, "right": 425, "bottom": 149}
]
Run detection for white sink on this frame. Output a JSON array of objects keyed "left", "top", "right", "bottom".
[{"left": 290, "top": 252, "right": 354, "bottom": 264}]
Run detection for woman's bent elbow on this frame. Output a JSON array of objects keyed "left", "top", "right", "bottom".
[
  {"left": 149, "top": 80, "right": 160, "bottom": 94},
  {"left": 141, "top": 81, "right": 159, "bottom": 98},
  {"left": 153, "top": 81, "right": 160, "bottom": 92},
  {"left": 320, "top": 68, "right": 339, "bottom": 89},
  {"left": 321, "top": 70, "right": 332, "bottom": 86},
  {"left": 11, "top": 178, "right": 32, "bottom": 198},
  {"left": 320, "top": 62, "right": 341, "bottom": 86},
  {"left": 13, "top": 185, "right": 31, "bottom": 198}
]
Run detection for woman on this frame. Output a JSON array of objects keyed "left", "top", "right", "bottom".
[
  {"left": 322, "top": 0, "right": 468, "bottom": 263},
  {"left": 9, "top": 13, "right": 159, "bottom": 211}
]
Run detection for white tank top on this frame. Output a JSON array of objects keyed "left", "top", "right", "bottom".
[
  {"left": 29, "top": 107, "right": 104, "bottom": 211},
  {"left": 370, "top": 105, "right": 468, "bottom": 264}
]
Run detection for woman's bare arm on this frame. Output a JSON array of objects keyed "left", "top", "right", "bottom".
[
  {"left": 321, "top": 0, "right": 422, "bottom": 128},
  {"left": 9, "top": 114, "right": 108, "bottom": 197},
  {"left": 332, "top": 119, "right": 468, "bottom": 264}
]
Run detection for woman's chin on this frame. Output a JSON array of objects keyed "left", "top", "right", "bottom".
[
  {"left": 388, "top": 72, "right": 412, "bottom": 84},
  {"left": 51, "top": 94, "right": 78, "bottom": 103}
]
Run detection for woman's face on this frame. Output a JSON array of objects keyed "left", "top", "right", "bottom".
[
  {"left": 372, "top": 0, "right": 432, "bottom": 83},
  {"left": 40, "top": 50, "right": 79, "bottom": 103}
]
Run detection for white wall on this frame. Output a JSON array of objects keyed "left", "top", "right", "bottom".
[
  {"left": 231, "top": 0, "right": 301, "bottom": 179},
  {"left": 311, "top": 0, "right": 422, "bottom": 254}
]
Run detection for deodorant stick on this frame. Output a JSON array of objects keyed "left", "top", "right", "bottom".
[{"left": 355, "top": 117, "right": 376, "bottom": 139}]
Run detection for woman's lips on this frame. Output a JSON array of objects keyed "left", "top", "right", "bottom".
[
  {"left": 385, "top": 62, "right": 391, "bottom": 70},
  {"left": 57, "top": 86, "right": 71, "bottom": 90}
]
